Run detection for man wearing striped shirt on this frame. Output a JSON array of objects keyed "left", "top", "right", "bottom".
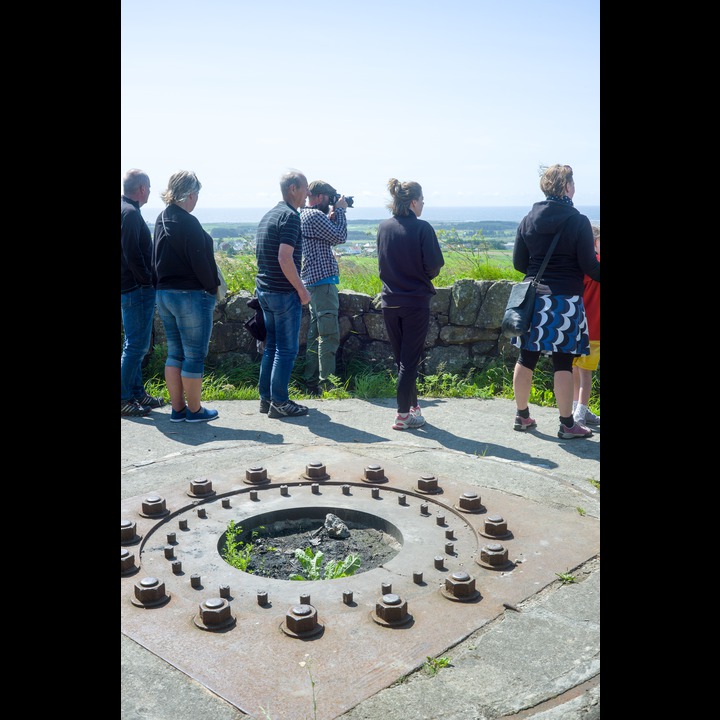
[
  {"left": 254, "top": 170, "right": 311, "bottom": 418},
  {"left": 300, "top": 180, "right": 349, "bottom": 396}
]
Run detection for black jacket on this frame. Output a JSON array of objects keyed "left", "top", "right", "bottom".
[
  {"left": 513, "top": 200, "right": 599, "bottom": 296},
  {"left": 377, "top": 212, "right": 445, "bottom": 308},
  {"left": 121, "top": 196, "right": 154, "bottom": 293}
]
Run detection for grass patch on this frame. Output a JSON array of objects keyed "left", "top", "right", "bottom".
[{"left": 143, "top": 351, "right": 600, "bottom": 413}]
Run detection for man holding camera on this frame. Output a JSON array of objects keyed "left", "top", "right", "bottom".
[{"left": 300, "top": 180, "right": 349, "bottom": 396}]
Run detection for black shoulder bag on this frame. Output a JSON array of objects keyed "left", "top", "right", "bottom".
[{"left": 501, "top": 222, "right": 567, "bottom": 339}]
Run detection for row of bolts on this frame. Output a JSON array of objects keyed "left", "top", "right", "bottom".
[{"left": 122, "top": 464, "right": 512, "bottom": 632}]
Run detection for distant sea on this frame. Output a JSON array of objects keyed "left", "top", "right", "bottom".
[{"left": 142, "top": 205, "right": 600, "bottom": 225}]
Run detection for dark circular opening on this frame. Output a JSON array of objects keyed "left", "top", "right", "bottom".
[{"left": 218, "top": 506, "right": 403, "bottom": 580}]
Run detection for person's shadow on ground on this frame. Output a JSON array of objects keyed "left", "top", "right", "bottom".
[{"left": 139, "top": 412, "right": 286, "bottom": 447}]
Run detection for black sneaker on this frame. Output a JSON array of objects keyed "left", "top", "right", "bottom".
[
  {"left": 305, "top": 385, "right": 322, "bottom": 397},
  {"left": 135, "top": 393, "right": 166, "bottom": 409},
  {"left": 259, "top": 399, "right": 270, "bottom": 414},
  {"left": 121, "top": 400, "right": 152, "bottom": 417},
  {"left": 268, "top": 400, "right": 309, "bottom": 418}
]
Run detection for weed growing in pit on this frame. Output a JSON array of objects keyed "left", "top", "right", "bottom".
[
  {"left": 289, "top": 548, "right": 361, "bottom": 580},
  {"left": 222, "top": 520, "right": 273, "bottom": 572},
  {"left": 556, "top": 570, "right": 577, "bottom": 584}
]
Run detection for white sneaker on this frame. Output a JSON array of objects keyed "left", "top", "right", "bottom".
[
  {"left": 393, "top": 412, "right": 426, "bottom": 430},
  {"left": 584, "top": 409, "right": 600, "bottom": 425},
  {"left": 410, "top": 404, "right": 423, "bottom": 419}
]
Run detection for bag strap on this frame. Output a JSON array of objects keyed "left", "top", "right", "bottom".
[{"left": 532, "top": 218, "right": 569, "bottom": 287}]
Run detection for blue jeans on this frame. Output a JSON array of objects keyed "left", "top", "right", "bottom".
[
  {"left": 156, "top": 289, "right": 216, "bottom": 378},
  {"left": 121, "top": 286, "right": 157, "bottom": 402},
  {"left": 256, "top": 287, "right": 301, "bottom": 404}
]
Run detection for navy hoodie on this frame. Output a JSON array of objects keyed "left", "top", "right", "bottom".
[{"left": 513, "top": 200, "right": 599, "bottom": 296}]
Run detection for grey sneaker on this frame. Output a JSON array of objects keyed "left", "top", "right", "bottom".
[
  {"left": 392, "top": 412, "right": 426, "bottom": 430},
  {"left": 121, "top": 400, "right": 152, "bottom": 417},
  {"left": 514, "top": 414, "right": 537, "bottom": 431},
  {"left": 583, "top": 410, "right": 600, "bottom": 425},
  {"left": 268, "top": 400, "right": 309, "bottom": 418},
  {"left": 557, "top": 421, "right": 593, "bottom": 439}
]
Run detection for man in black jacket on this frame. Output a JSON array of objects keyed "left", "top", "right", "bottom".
[{"left": 121, "top": 168, "right": 165, "bottom": 417}]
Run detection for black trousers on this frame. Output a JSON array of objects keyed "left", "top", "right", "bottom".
[{"left": 382, "top": 306, "right": 430, "bottom": 414}]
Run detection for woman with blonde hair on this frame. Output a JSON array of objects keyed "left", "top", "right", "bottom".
[
  {"left": 153, "top": 170, "right": 220, "bottom": 423},
  {"left": 511, "top": 164, "right": 600, "bottom": 439}
]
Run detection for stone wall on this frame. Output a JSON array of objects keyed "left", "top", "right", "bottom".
[{"left": 152, "top": 279, "right": 520, "bottom": 376}]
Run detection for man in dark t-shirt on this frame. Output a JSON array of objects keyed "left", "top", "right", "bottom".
[{"left": 255, "top": 171, "right": 311, "bottom": 418}]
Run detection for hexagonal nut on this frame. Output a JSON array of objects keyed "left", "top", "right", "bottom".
[
  {"left": 305, "top": 462, "right": 326, "bottom": 478},
  {"left": 246, "top": 466, "right": 267, "bottom": 482},
  {"left": 480, "top": 544, "right": 508, "bottom": 566},
  {"left": 121, "top": 520, "right": 137, "bottom": 542},
  {"left": 483, "top": 515, "right": 508, "bottom": 535},
  {"left": 375, "top": 594, "right": 407, "bottom": 622},
  {"left": 445, "top": 571, "right": 475, "bottom": 597},
  {"left": 198, "top": 598, "right": 232, "bottom": 626},
  {"left": 417, "top": 474, "right": 438, "bottom": 492},
  {"left": 364, "top": 465, "right": 384, "bottom": 481},
  {"left": 141, "top": 495, "right": 166, "bottom": 515},
  {"left": 459, "top": 492, "right": 481, "bottom": 511},
  {"left": 134, "top": 577, "right": 166, "bottom": 603},
  {"left": 190, "top": 478, "right": 213, "bottom": 495},
  {"left": 285, "top": 604, "right": 317, "bottom": 634},
  {"left": 121, "top": 548, "right": 135, "bottom": 573}
]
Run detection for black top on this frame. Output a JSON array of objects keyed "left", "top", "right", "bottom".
[
  {"left": 153, "top": 204, "right": 219, "bottom": 294},
  {"left": 121, "top": 195, "right": 154, "bottom": 293},
  {"left": 513, "top": 200, "right": 600, "bottom": 296},
  {"left": 377, "top": 212, "right": 445, "bottom": 308},
  {"left": 255, "top": 201, "right": 303, "bottom": 293}
]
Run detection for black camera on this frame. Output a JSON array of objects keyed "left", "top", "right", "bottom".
[{"left": 330, "top": 193, "right": 354, "bottom": 208}]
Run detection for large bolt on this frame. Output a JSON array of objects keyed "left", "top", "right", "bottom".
[
  {"left": 133, "top": 577, "right": 167, "bottom": 605},
  {"left": 483, "top": 515, "right": 509, "bottom": 536},
  {"left": 363, "top": 464, "right": 385, "bottom": 482},
  {"left": 121, "top": 548, "right": 136, "bottom": 574},
  {"left": 305, "top": 461, "right": 327, "bottom": 479},
  {"left": 458, "top": 492, "right": 482, "bottom": 512},
  {"left": 417, "top": 474, "right": 438, "bottom": 492},
  {"left": 375, "top": 593, "right": 408, "bottom": 623},
  {"left": 189, "top": 478, "right": 213, "bottom": 495},
  {"left": 197, "top": 597, "right": 233, "bottom": 627},
  {"left": 141, "top": 494, "right": 166, "bottom": 516},
  {"left": 480, "top": 543, "right": 509, "bottom": 567},
  {"left": 246, "top": 465, "right": 268, "bottom": 483},
  {"left": 445, "top": 571, "right": 476, "bottom": 598},
  {"left": 285, "top": 604, "right": 318, "bottom": 634},
  {"left": 121, "top": 520, "right": 138, "bottom": 543}
]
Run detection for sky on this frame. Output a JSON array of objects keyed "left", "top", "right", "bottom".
[{"left": 121, "top": 0, "right": 599, "bottom": 213}]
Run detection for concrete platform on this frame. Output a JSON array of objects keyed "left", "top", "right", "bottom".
[{"left": 121, "top": 396, "right": 600, "bottom": 720}]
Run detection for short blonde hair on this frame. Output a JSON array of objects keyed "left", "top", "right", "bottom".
[{"left": 160, "top": 170, "right": 201, "bottom": 206}]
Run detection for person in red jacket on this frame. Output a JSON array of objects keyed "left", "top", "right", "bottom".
[{"left": 572, "top": 224, "right": 600, "bottom": 425}]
